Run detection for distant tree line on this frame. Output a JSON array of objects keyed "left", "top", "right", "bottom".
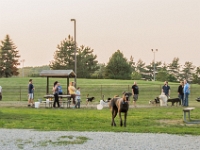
[{"left": 1, "top": 34, "right": 200, "bottom": 84}]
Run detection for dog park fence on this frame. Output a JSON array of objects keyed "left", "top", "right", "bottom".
[{"left": 1, "top": 84, "right": 200, "bottom": 105}]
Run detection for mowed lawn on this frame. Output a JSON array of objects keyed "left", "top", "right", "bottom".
[{"left": 0, "top": 106, "right": 200, "bottom": 135}]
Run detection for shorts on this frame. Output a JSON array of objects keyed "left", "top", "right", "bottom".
[
  {"left": 133, "top": 94, "right": 138, "bottom": 101},
  {"left": 28, "top": 93, "right": 33, "bottom": 99}
]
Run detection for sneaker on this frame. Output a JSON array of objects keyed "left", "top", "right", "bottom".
[{"left": 28, "top": 104, "right": 31, "bottom": 107}]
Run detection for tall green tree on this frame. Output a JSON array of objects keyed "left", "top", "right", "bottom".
[
  {"left": 129, "top": 55, "right": 136, "bottom": 72},
  {"left": 181, "top": 61, "right": 195, "bottom": 81},
  {"left": 168, "top": 57, "right": 181, "bottom": 81},
  {"left": 192, "top": 66, "right": 200, "bottom": 84},
  {"left": 0, "top": 35, "right": 20, "bottom": 77},
  {"left": 50, "top": 35, "right": 75, "bottom": 70},
  {"left": 105, "top": 50, "right": 132, "bottom": 79},
  {"left": 146, "top": 61, "right": 162, "bottom": 81},
  {"left": 92, "top": 63, "right": 106, "bottom": 79},
  {"left": 50, "top": 35, "right": 99, "bottom": 78},
  {"left": 76, "top": 45, "right": 99, "bottom": 78},
  {"left": 135, "top": 59, "right": 148, "bottom": 79}
]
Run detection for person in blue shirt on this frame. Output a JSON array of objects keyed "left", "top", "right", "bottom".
[
  {"left": 57, "top": 82, "right": 63, "bottom": 103},
  {"left": 183, "top": 79, "right": 190, "bottom": 107}
]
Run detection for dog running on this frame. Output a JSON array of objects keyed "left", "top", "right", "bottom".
[{"left": 86, "top": 94, "right": 95, "bottom": 106}]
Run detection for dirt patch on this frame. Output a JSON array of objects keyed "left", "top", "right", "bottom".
[{"left": 158, "top": 119, "right": 200, "bottom": 126}]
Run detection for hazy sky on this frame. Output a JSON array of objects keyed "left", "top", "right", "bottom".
[{"left": 0, "top": 0, "right": 199, "bottom": 67}]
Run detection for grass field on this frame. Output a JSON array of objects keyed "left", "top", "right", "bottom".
[{"left": 0, "top": 106, "right": 200, "bottom": 135}]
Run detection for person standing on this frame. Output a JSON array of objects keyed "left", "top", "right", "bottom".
[
  {"left": 57, "top": 82, "right": 63, "bottom": 103},
  {"left": 68, "top": 81, "right": 76, "bottom": 107},
  {"left": 75, "top": 87, "right": 81, "bottom": 108},
  {"left": 177, "top": 81, "right": 184, "bottom": 105},
  {"left": 132, "top": 81, "right": 139, "bottom": 108},
  {"left": 162, "top": 81, "right": 170, "bottom": 98},
  {"left": 183, "top": 79, "right": 190, "bottom": 107},
  {"left": 52, "top": 81, "right": 60, "bottom": 108},
  {"left": 28, "top": 79, "right": 34, "bottom": 107},
  {"left": 0, "top": 85, "right": 2, "bottom": 101}
]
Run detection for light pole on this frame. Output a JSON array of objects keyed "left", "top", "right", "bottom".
[
  {"left": 20, "top": 59, "right": 25, "bottom": 77},
  {"left": 71, "top": 19, "right": 77, "bottom": 87},
  {"left": 151, "top": 49, "right": 158, "bottom": 81}
]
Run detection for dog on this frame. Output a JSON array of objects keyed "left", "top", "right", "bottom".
[
  {"left": 86, "top": 94, "right": 95, "bottom": 106},
  {"left": 99, "top": 95, "right": 111, "bottom": 106},
  {"left": 167, "top": 98, "right": 181, "bottom": 106},
  {"left": 109, "top": 92, "right": 132, "bottom": 127},
  {"left": 149, "top": 97, "right": 160, "bottom": 105},
  {"left": 158, "top": 93, "right": 168, "bottom": 106}
]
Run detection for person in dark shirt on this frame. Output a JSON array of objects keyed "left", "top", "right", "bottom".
[
  {"left": 132, "top": 81, "right": 139, "bottom": 108},
  {"left": 162, "top": 81, "right": 170, "bottom": 98},
  {"left": 177, "top": 81, "right": 184, "bottom": 105},
  {"left": 28, "top": 79, "right": 34, "bottom": 107}
]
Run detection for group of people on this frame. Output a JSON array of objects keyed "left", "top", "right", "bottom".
[
  {"left": 26, "top": 78, "right": 191, "bottom": 108},
  {"left": 27, "top": 79, "right": 81, "bottom": 108},
  {"left": 131, "top": 79, "right": 191, "bottom": 108},
  {"left": 162, "top": 80, "right": 190, "bottom": 107},
  {"left": 177, "top": 79, "right": 190, "bottom": 107},
  {"left": 52, "top": 81, "right": 81, "bottom": 108}
]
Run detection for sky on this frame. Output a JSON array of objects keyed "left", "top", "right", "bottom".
[{"left": 0, "top": 0, "right": 199, "bottom": 68}]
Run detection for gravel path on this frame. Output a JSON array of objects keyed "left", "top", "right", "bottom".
[{"left": 1, "top": 129, "right": 200, "bottom": 150}]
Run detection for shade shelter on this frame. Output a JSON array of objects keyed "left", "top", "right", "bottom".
[{"left": 40, "top": 70, "right": 76, "bottom": 94}]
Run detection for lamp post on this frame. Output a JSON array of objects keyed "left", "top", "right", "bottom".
[
  {"left": 151, "top": 49, "right": 158, "bottom": 81},
  {"left": 71, "top": 19, "right": 77, "bottom": 87},
  {"left": 20, "top": 59, "right": 25, "bottom": 77}
]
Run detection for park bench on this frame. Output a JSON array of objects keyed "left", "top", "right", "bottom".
[
  {"left": 42, "top": 94, "right": 71, "bottom": 108},
  {"left": 183, "top": 107, "right": 200, "bottom": 124}
]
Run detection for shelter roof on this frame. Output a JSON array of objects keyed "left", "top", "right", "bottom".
[{"left": 40, "top": 70, "right": 76, "bottom": 78}]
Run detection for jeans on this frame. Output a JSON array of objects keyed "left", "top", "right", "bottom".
[
  {"left": 75, "top": 99, "right": 81, "bottom": 108},
  {"left": 183, "top": 93, "right": 189, "bottom": 107},
  {"left": 178, "top": 94, "right": 184, "bottom": 105}
]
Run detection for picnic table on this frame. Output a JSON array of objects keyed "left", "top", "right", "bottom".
[{"left": 43, "top": 94, "right": 71, "bottom": 108}]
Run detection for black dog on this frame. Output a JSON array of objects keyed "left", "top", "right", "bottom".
[
  {"left": 167, "top": 98, "right": 181, "bottom": 106},
  {"left": 86, "top": 94, "right": 95, "bottom": 106}
]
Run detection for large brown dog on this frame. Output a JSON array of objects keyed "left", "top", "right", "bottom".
[{"left": 109, "top": 92, "right": 131, "bottom": 127}]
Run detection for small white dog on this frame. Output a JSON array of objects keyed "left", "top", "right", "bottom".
[{"left": 158, "top": 93, "right": 168, "bottom": 106}]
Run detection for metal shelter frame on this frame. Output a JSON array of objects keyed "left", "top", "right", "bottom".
[{"left": 40, "top": 70, "right": 76, "bottom": 94}]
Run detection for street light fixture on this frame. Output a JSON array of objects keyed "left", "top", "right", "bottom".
[
  {"left": 151, "top": 49, "right": 158, "bottom": 81},
  {"left": 71, "top": 19, "right": 77, "bottom": 87}
]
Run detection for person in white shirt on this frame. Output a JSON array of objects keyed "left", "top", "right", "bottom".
[{"left": 75, "top": 87, "right": 81, "bottom": 108}]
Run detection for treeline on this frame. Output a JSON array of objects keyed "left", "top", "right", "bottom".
[{"left": 1, "top": 34, "right": 200, "bottom": 84}]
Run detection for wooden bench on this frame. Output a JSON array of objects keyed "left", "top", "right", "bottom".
[
  {"left": 183, "top": 107, "right": 200, "bottom": 124},
  {"left": 43, "top": 95, "right": 71, "bottom": 108}
]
